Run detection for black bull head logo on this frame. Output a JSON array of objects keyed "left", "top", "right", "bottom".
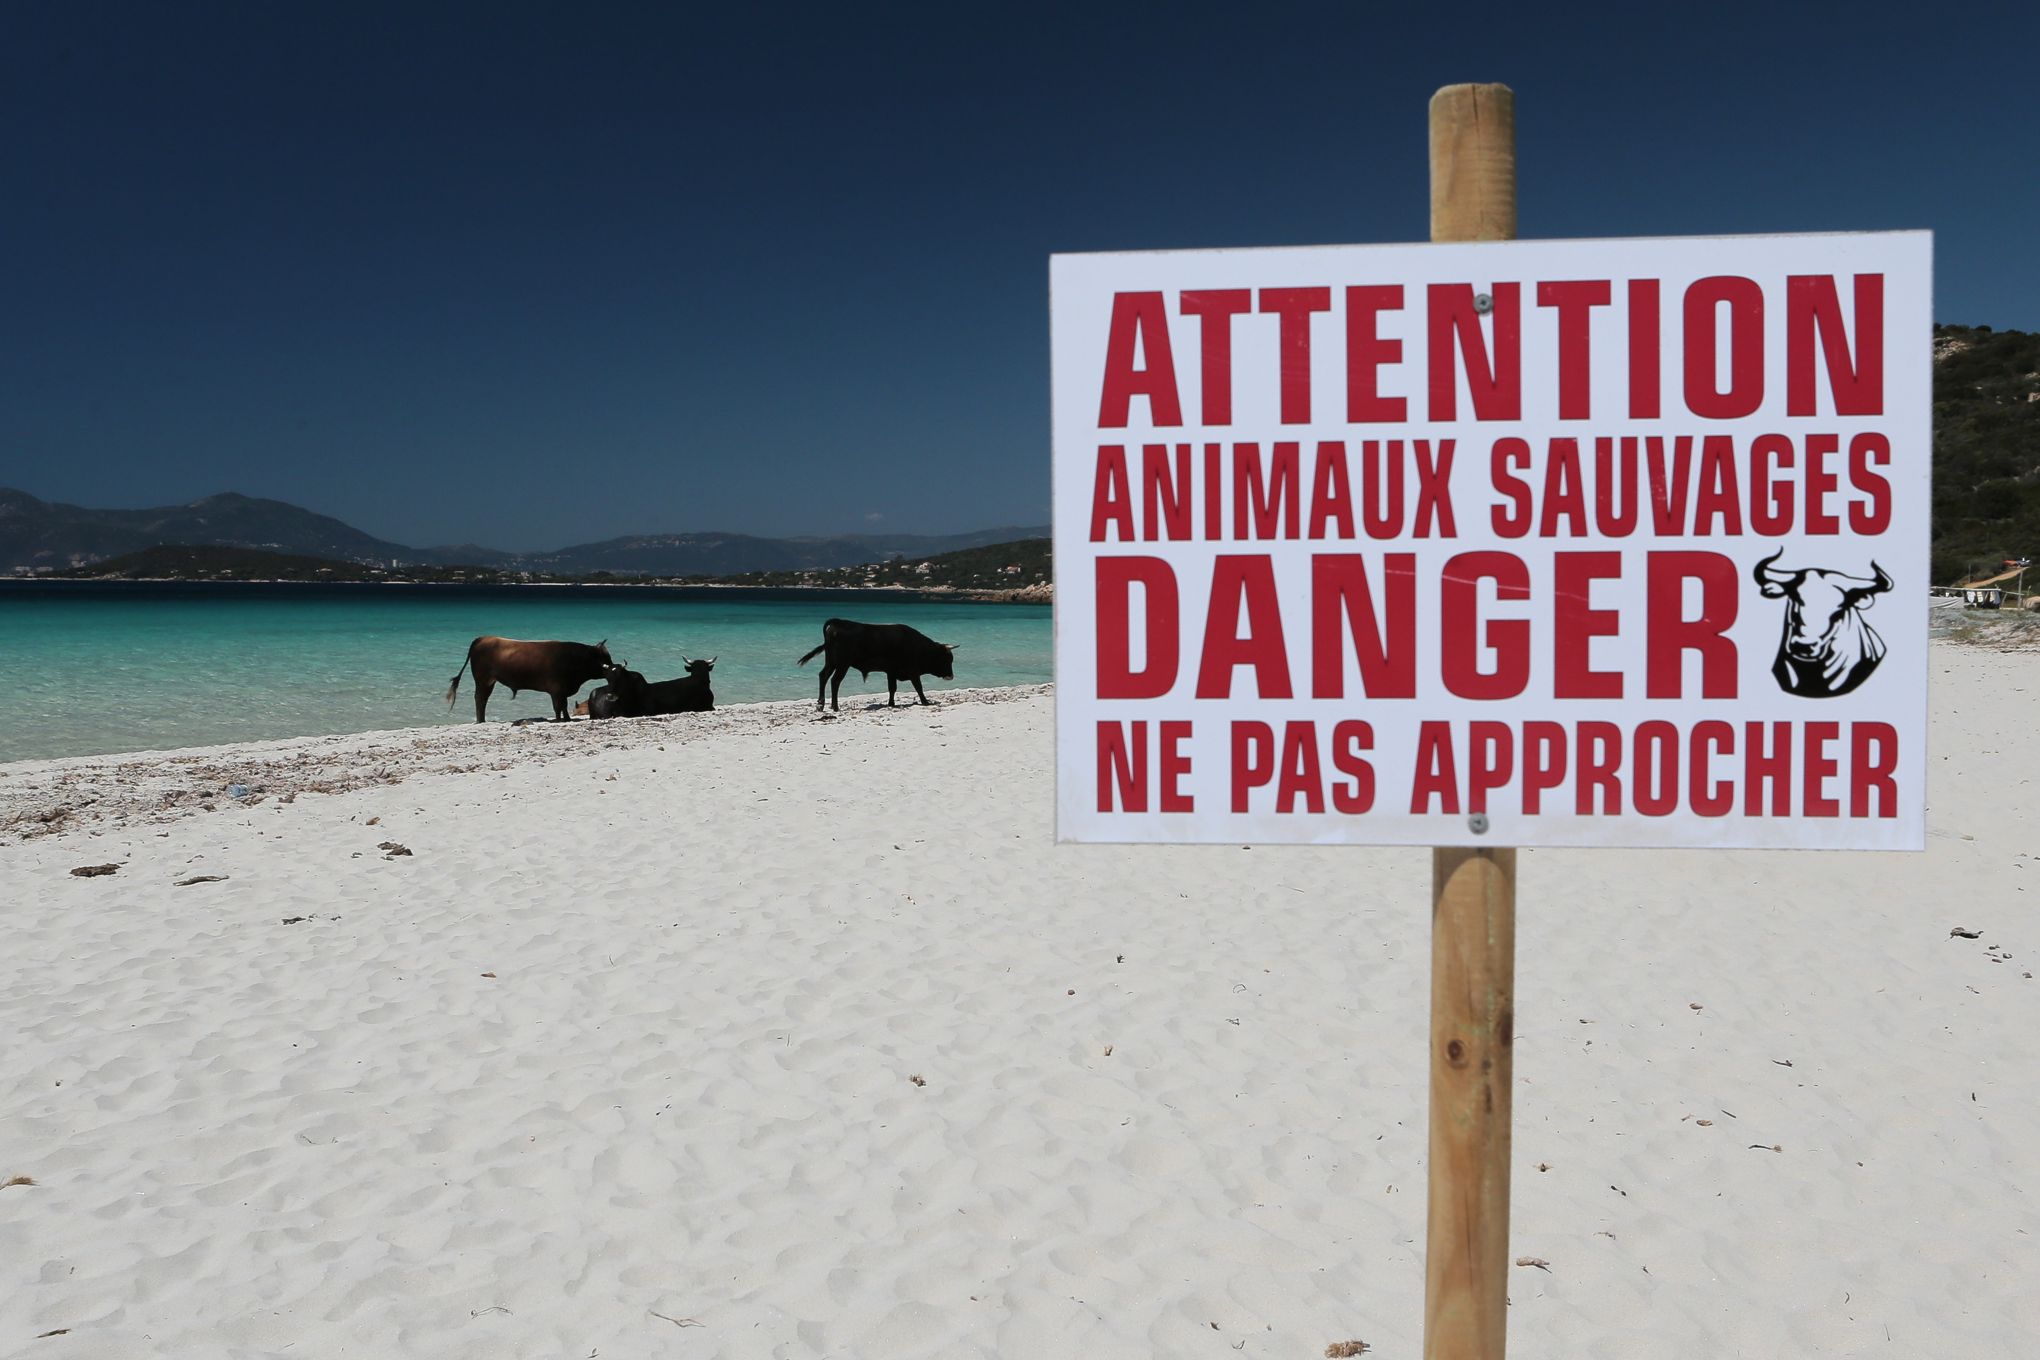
[{"left": 1752, "top": 551, "right": 1894, "bottom": 698}]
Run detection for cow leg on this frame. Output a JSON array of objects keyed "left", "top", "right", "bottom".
[
  {"left": 887, "top": 675, "right": 899, "bottom": 707},
  {"left": 829, "top": 665, "right": 846, "bottom": 712},
  {"left": 911, "top": 677, "right": 929, "bottom": 705},
  {"left": 552, "top": 691, "right": 571, "bottom": 722},
  {"left": 474, "top": 678, "right": 495, "bottom": 723},
  {"left": 816, "top": 664, "right": 830, "bottom": 710}
]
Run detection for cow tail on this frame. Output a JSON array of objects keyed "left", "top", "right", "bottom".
[
  {"left": 445, "top": 640, "right": 477, "bottom": 709},
  {"left": 797, "top": 618, "right": 840, "bottom": 667}
]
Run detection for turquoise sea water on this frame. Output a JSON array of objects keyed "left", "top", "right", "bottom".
[{"left": 0, "top": 583, "right": 1053, "bottom": 764}]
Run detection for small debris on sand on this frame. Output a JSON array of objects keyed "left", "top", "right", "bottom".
[
  {"left": 69, "top": 863, "right": 119, "bottom": 877},
  {"left": 378, "top": 842, "right": 412, "bottom": 857},
  {"left": 1324, "top": 1342, "right": 1370, "bottom": 1358},
  {"left": 909, "top": 1073, "right": 926, "bottom": 1087},
  {"left": 3, "top": 1175, "right": 36, "bottom": 1188},
  {"left": 1949, "top": 927, "right": 1983, "bottom": 939},
  {"left": 649, "top": 1311, "right": 703, "bottom": 1328},
  {"left": 1516, "top": 1256, "right": 1552, "bottom": 1271},
  {"left": 175, "top": 875, "right": 229, "bottom": 887}
]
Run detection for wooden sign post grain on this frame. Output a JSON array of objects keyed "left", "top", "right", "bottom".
[{"left": 1424, "top": 82, "right": 1519, "bottom": 1360}]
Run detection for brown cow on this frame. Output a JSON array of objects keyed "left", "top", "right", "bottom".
[{"left": 445, "top": 636, "right": 614, "bottom": 723}]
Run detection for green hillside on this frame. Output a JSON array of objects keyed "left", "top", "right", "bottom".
[{"left": 1932, "top": 324, "right": 2040, "bottom": 584}]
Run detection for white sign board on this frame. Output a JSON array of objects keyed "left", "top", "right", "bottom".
[{"left": 1052, "top": 231, "right": 1931, "bottom": 849}]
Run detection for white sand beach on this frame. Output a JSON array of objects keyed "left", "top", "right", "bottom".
[{"left": 3, "top": 652, "right": 2037, "bottom": 1359}]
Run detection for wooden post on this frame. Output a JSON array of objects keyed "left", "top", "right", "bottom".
[
  {"left": 1429, "top": 83, "right": 1516, "bottom": 243},
  {"left": 1425, "top": 82, "right": 1518, "bottom": 1360}
]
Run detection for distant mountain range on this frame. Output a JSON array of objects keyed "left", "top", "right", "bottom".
[{"left": 0, "top": 488, "right": 1049, "bottom": 577}]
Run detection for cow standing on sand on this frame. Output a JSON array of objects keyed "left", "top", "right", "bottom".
[
  {"left": 1753, "top": 552, "right": 1893, "bottom": 698},
  {"left": 445, "top": 636, "right": 613, "bottom": 722},
  {"left": 797, "top": 619, "right": 955, "bottom": 711}
]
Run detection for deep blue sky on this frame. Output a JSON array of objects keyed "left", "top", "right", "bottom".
[{"left": 1, "top": 3, "right": 2032, "bottom": 551}]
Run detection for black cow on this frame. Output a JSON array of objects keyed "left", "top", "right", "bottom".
[
  {"left": 446, "top": 636, "right": 612, "bottom": 722},
  {"left": 643, "top": 657, "right": 716, "bottom": 714},
  {"left": 575, "top": 658, "right": 714, "bottom": 718},
  {"left": 579, "top": 662, "right": 651, "bottom": 719},
  {"left": 797, "top": 619, "right": 955, "bottom": 711},
  {"left": 1753, "top": 551, "right": 1893, "bottom": 698}
]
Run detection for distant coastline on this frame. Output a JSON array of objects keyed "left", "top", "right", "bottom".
[
  {"left": 0, "top": 577, "right": 1052, "bottom": 605},
  {"left": 9, "top": 539, "right": 1053, "bottom": 603}
]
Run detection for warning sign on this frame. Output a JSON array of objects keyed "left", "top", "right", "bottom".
[{"left": 1051, "top": 231, "right": 1931, "bottom": 848}]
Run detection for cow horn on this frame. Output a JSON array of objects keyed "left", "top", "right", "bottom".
[
  {"left": 704, "top": 656, "right": 717, "bottom": 666},
  {"left": 1837, "top": 562, "right": 1896, "bottom": 594},
  {"left": 1752, "top": 549, "right": 1801, "bottom": 586},
  {"left": 681, "top": 653, "right": 691, "bottom": 664},
  {"left": 943, "top": 642, "right": 959, "bottom": 651}
]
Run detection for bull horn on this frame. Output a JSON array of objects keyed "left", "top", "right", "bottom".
[
  {"left": 1837, "top": 562, "right": 1896, "bottom": 594},
  {"left": 681, "top": 653, "right": 691, "bottom": 664},
  {"left": 943, "top": 642, "right": 959, "bottom": 651},
  {"left": 704, "top": 656, "right": 716, "bottom": 666},
  {"left": 1752, "top": 549, "right": 1800, "bottom": 586}
]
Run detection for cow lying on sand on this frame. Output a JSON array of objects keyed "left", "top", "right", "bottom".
[
  {"left": 578, "top": 662, "right": 649, "bottom": 719},
  {"left": 576, "top": 657, "right": 716, "bottom": 718},
  {"left": 446, "top": 636, "right": 612, "bottom": 722},
  {"left": 797, "top": 619, "right": 955, "bottom": 711},
  {"left": 644, "top": 657, "right": 716, "bottom": 713}
]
